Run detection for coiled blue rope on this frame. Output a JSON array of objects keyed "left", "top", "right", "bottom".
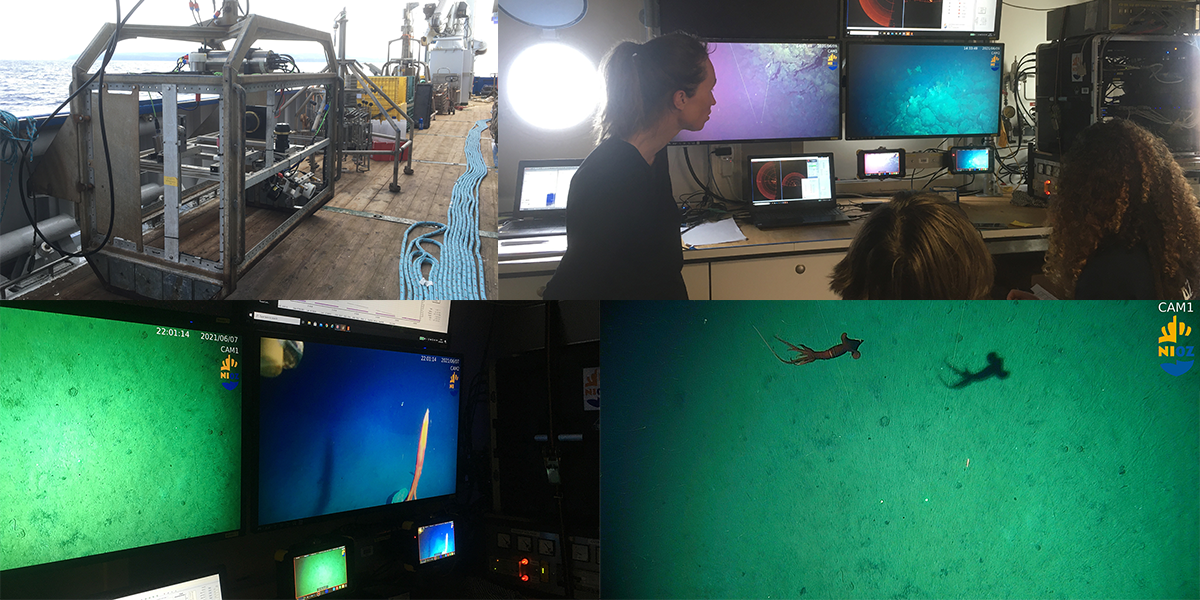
[
  {"left": 399, "top": 118, "right": 491, "bottom": 299},
  {"left": 0, "top": 110, "right": 37, "bottom": 225}
]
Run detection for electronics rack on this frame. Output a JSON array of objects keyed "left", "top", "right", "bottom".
[{"left": 1036, "top": 34, "right": 1198, "bottom": 156}]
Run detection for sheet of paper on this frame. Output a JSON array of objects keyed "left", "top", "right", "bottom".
[{"left": 681, "top": 218, "right": 746, "bottom": 247}]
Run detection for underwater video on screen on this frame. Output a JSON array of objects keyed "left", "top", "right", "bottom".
[
  {"left": 672, "top": 42, "right": 841, "bottom": 145},
  {"left": 864, "top": 151, "right": 902, "bottom": 177},
  {"left": 846, "top": 43, "right": 1003, "bottom": 140},
  {"left": 0, "top": 307, "right": 242, "bottom": 572},
  {"left": 417, "top": 520, "right": 456, "bottom": 564},
  {"left": 600, "top": 301, "right": 1200, "bottom": 599},
  {"left": 293, "top": 546, "right": 348, "bottom": 600},
  {"left": 257, "top": 339, "right": 460, "bottom": 526}
]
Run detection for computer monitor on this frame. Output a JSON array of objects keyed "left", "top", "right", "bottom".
[
  {"left": 0, "top": 305, "right": 242, "bottom": 573},
  {"left": 113, "top": 572, "right": 225, "bottom": 600},
  {"left": 746, "top": 153, "right": 836, "bottom": 205},
  {"left": 845, "top": 0, "right": 1002, "bottom": 39},
  {"left": 657, "top": 0, "right": 839, "bottom": 41},
  {"left": 417, "top": 520, "right": 456, "bottom": 564},
  {"left": 293, "top": 545, "right": 349, "bottom": 600},
  {"left": 845, "top": 42, "right": 1003, "bottom": 140},
  {"left": 256, "top": 337, "right": 461, "bottom": 527},
  {"left": 250, "top": 301, "right": 450, "bottom": 346},
  {"left": 514, "top": 159, "right": 583, "bottom": 215},
  {"left": 671, "top": 41, "right": 841, "bottom": 145}
]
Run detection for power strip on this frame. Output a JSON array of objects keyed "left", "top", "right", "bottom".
[{"left": 908, "top": 151, "right": 945, "bottom": 168}]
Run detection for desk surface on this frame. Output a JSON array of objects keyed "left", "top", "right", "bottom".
[{"left": 500, "top": 196, "right": 1050, "bottom": 273}]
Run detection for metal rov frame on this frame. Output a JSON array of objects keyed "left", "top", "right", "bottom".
[{"left": 69, "top": 14, "right": 342, "bottom": 299}]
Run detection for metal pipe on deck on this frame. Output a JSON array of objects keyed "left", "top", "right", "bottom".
[
  {"left": 141, "top": 183, "right": 164, "bottom": 204},
  {"left": 0, "top": 215, "right": 78, "bottom": 264}
]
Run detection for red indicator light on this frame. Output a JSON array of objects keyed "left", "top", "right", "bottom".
[
  {"left": 520, "top": 558, "right": 529, "bottom": 565},
  {"left": 521, "top": 574, "right": 529, "bottom": 582}
]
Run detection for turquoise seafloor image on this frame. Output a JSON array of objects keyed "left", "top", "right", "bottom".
[{"left": 601, "top": 301, "right": 1199, "bottom": 599}]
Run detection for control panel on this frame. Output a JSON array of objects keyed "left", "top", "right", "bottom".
[
  {"left": 1030, "top": 150, "right": 1062, "bottom": 200},
  {"left": 485, "top": 519, "right": 599, "bottom": 598}
]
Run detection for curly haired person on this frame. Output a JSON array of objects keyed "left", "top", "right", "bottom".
[{"left": 1011, "top": 119, "right": 1200, "bottom": 300}]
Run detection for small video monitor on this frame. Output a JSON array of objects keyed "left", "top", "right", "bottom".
[
  {"left": 857, "top": 148, "right": 905, "bottom": 179},
  {"left": 293, "top": 545, "right": 349, "bottom": 600},
  {"left": 417, "top": 520, "right": 456, "bottom": 564},
  {"left": 948, "top": 146, "right": 993, "bottom": 174}
]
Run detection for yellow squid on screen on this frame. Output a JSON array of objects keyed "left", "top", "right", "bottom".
[
  {"left": 390, "top": 409, "right": 430, "bottom": 503},
  {"left": 406, "top": 409, "right": 430, "bottom": 501}
]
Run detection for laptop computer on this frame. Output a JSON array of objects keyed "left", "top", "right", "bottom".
[
  {"left": 746, "top": 152, "right": 849, "bottom": 228},
  {"left": 499, "top": 159, "right": 584, "bottom": 238}
]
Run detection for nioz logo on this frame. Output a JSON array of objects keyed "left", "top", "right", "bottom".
[
  {"left": 1158, "top": 316, "right": 1194, "bottom": 377},
  {"left": 220, "top": 354, "right": 241, "bottom": 390}
]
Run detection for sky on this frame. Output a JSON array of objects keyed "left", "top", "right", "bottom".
[{"left": 0, "top": 0, "right": 498, "bottom": 74}]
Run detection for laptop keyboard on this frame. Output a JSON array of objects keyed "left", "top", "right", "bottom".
[
  {"left": 806, "top": 207, "right": 846, "bottom": 222},
  {"left": 500, "top": 223, "right": 566, "bottom": 238}
]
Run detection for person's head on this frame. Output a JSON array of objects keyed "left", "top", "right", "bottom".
[
  {"left": 595, "top": 33, "right": 715, "bottom": 142},
  {"left": 1045, "top": 118, "right": 1200, "bottom": 299},
  {"left": 830, "top": 192, "right": 995, "bottom": 299}
]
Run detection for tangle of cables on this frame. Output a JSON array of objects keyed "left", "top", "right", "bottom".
[
  {"left": 399, "top": 118, "right": 490, "bottom": 299},
  {"left": 13, "top": 0, "right": 147, "bottom": 261},
  {"left": 0, "top": 110, "right": 35, "bottom": 224},
  {"left": 678, "top": 146, "right": 749, "bottom": 232}
]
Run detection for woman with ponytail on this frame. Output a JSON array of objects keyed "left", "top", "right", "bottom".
[{"left": 543, "top": 33, "right": 715, "bottom": 300}]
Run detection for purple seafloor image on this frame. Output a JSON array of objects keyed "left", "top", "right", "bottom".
[{"left": 674, "top": 42, "right": 841, "bottom": 144}]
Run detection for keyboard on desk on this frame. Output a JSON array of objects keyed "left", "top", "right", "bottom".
[
  {"left": 500, "top": 224, "right": 567, "bottom": 238},
  {"left": 498, "top": 234, "right": 567, "bottom": 259},
  {"left": 499, "top": 217, "right": 568, "bottom": 239},
  {"left": 755, "top": 206, "right": 849, "bottom": 228},
  {"left": 803, "top": 207, "right": 848, "bottom": 223}
]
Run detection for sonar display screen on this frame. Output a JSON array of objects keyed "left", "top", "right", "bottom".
[
  {"left": 258, "top": 339, "right": 460, "bottom": 526},
  {"left": 0, "top": 306, "right": 242, "bottom": 572},
  {"left": 846, "top": 0, "right": 1000, "bottom": 38},
  {"left": 846, "top": 43, "right": 1003, "bottom": 140},
  {"left": 672, "top": 42, "right": 841, "bottom": 145}
]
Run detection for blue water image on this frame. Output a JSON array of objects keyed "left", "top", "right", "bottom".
[
  {"left": 847, "top": 44, "right": 1002, "bottom": 139},
  {"left": 258, "top": 340, "right": 459, "bottom": 525},
  {"left": 419, "top": 520, "right": 456, "bottom": 563}
]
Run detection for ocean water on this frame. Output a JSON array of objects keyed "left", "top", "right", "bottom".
[
  {"left": 0, "top": 60, "right": 177, "bottom": 118},
  {"left": 0, "top": 59, "right": 329, "bottom": 118},
  {"left": 602, "top": 301, "right": 1199, "bottom": 599}
]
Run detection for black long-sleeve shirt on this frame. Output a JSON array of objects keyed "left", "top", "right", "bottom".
[{"left": 543, "top": 138, "right": 688, "bottom": 300}]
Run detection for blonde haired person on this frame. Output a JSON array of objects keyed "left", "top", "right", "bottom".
[
  {"left": 831, "top": 192, "right": 995, "bottom": 299},
  {"left": 544, "top": 33, "right": 715, "bottom": 300}
]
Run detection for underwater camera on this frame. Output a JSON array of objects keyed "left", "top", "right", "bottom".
[
  {"left": 857, "top": 147, "right": 905, "bottom": 179},
  {"left": 948, "top": 146, "right": 993, "bottom": 174}
]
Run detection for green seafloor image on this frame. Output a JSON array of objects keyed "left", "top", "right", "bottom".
[
  {"left": 0, "top": 306, "right": 242, "bottom": 572},
  {"left": 601, "top": 301, "right": 1199, "bottom": 599},
  {"left": 294, "top": 546, "right": 350, "bottom": 597}
]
